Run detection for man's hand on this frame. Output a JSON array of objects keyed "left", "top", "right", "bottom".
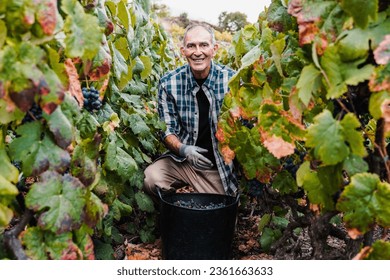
[{"left": 179, "top": 144, "right": 213, "bottom": 170}]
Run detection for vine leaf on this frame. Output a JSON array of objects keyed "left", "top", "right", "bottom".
[
  {"left": 0, "top": 20, "right": 6, "bottom": 48},
  {"left": 35, "top": 0, "right": 58, "bottom": 36},
  {"left": 340, "top": 0, "right": 378, "bottom": 29},
  {"left": 9, "top": 122, "right": 70, "bottom": 176},
  {"left": 262, "top": 134, "right": 295, "bottom": 159},
  {"left": 374, "top": 35, "right": 390, "bottom": 65},
  {"left": 88, "top": 39, "right": 112, "bottom": 81},
  {"left": 71, "top": 137, "right": 100, "bottom": 187},
  {"left": 0, "top": 136, "right": 19, "bottom": 227},
  {"left": 297, "top": 162, "right": 341, "bottom": 211},
  {"left": 306, "top": 110, "right": 351, "bottom": 165},
  {"left": 64, "top": 58, "right": 83, "bottom": 107},
  {"left": 288, "top": 0, "right": 346, "bottom": 53},
  {"left": 321, "top": 45, "right": 375, "bottom": 99},
  {"left": 104, "top": 140, "right": 138, "bottom": 181},
  {"left": 44, "top": 106, "right": 73, "bottom": 149},
  {"left": 21, "top": 227, "right": 85, "bottom": 260},
  {"left": 272, "top": 170, "right": 298, "bottom": 195},
  {"left": 111, "top": 42, "right": 128, "bottom": 80},
  {"left": 135, "top": 192, "right": 154, "bottom": 213},
  {"left": 363, "top": 240, "right": 390, "bottom": 260},
  {"left": 340, "top": 113, "right": 367, "bottom": 157},
  {"left": 25, "top": 171, "right": 87, "bottom": 234},
  {"left": 296, "top": 64, "right": 321, "bottom": 106},
  {"left": 258, "top": 101, "right": 305, "bottom": 158},
  {"left": 61, "top": 0, "right": 102, "bottom": 59},
  {"left": 337, "top": 173, "right": 390, "bottom": 235}
]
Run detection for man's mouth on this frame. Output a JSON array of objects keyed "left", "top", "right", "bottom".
[{"left": 191, "top": 57, "right": 205, "bottom": 63}]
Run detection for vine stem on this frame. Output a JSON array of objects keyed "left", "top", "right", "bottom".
[{"left": 4, "top": 209, "right": 33, "bottom": 260}]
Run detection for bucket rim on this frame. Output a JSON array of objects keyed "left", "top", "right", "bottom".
[{"left": 157, "top": 188, "right": 240, "bottom": 211}]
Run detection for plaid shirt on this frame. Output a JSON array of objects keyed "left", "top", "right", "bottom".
[{"left": 158, "top": 61, "right": 238, "bottom": 195}]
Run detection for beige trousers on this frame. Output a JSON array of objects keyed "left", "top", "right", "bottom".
[{"left": 143, "top": 157, "right": 225, "bottom": 199}]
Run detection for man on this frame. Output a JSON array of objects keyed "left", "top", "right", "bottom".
[{"left": 143, "top": 23, "right": 237, "bottom": 199}]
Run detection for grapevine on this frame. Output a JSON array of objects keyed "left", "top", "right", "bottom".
[
  {"left": 217, "top": 0, "right": 390, "bottom": 259},
  {"left": 0, "top": 0, "right": 179, "bottom": 260}
]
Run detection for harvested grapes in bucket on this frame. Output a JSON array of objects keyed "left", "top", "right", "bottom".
[{"left": 173, "top": 199, "right": 226, "bottom": 210}]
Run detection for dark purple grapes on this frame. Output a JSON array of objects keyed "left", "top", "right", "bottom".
[
  {"left": 82, "top": 86, "right": 102, "bottom": 112},
  {"left": 22, "top": 103, "right": 43, "bottom": 123},
  {"left": 247, "top": 179, "right": 265, "bottom": 197},
  {"left": 238, "top": 116, "right": 255, "bottom": 129},
  {"left": 173, "top": 199, "right": 225, "bottom": 210}
]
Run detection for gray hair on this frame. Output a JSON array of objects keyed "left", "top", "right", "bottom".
[{"left": 182, "top": 23, "right": 216, "bottom": 46}]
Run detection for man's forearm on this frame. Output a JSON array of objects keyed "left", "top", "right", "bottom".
[{"left": 164, "top": 134, "right": 183, "bottom": 155}]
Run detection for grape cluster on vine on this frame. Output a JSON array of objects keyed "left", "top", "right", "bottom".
[
  {"left": 82, "top": 87, "right": 102, "bottom": 112},
  {"left": 238, "top": 116, "right": 255, "bottom": 129},
  {"left": 22, "top": 103, "right": 43, "bottom": 123},
  {"left": 246, "top": 179, "right": 265, "bottom": 198},
  {"left": 283, "top": 149, "right": 306, "bottom": 179}
]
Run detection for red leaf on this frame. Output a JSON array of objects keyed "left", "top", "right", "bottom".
[
  {"left": 381, "top": 99, "right": 390, "bottom": 135},
  {"left": 9, "top": 84, "right": 36, "bottom": 112},
  {"left": 262, "top": 133, "right": 295, "bottom": 159},
  {"left": 374, "top": 35, "right": 390, "bottom": 65},
  {"left": 221, "top": 145, "right": 235, "bottom": 165},
  {"left": 34, "top": 0, "right": 58, "bottom": 36},
  {"left": 64, "top": 58, "right": 83, "bottom": 107}
]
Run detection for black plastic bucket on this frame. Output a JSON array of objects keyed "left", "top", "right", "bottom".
[{"left": 158, "top": 189, "right": 239, "bottom": 260}]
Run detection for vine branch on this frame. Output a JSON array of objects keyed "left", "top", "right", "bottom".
[{"left": 4, "top": 209, "right": 33, "bottom": 260}]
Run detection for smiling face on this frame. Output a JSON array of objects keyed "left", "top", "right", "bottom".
[{"left": 180, "top": 25, "right": 218, "bottom": 79}]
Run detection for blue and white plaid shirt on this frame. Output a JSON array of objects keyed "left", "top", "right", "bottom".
[{"left": 158, "top": 61, "right": 238, "bottom": 195}]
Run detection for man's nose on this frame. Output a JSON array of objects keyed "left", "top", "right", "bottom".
[{"left": 193, "top": 45, "right": 202, "bottom": 55}]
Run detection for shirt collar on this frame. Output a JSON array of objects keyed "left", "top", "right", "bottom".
[{"left": 187, "top": 61, "right": 216, "bottom": 91}]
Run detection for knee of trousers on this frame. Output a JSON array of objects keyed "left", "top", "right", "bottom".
[{"left": 143, "top": 165, "right": 158, "bottom": 195}]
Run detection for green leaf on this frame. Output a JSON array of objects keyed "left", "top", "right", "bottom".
[
  {"left": 71, "top": 142, "right": 98, "bottom": 187},
  {"left": 9, "top": 122, "right": 70, "bottom": 176},
  {"left": 0, "top": 202, "right": 14, "bottom": 228},
  {"left": 140, "top": 55, "right": 152, "bottom": 80},
  {"left": 62, "top": 0, "right": 102, "bottom": 59},
  {"left": 128, "top": 113, "right": 150, "bottom": 136},
  {"left": 340, "top": 0, "right": 378, "bottom": 29},
  {"left": 135, "top": 192, "right": 154, "bottom": 213},
  {"left": 26, "top": 171, "right": 87, "bottom": 233},
  {"left": 270, "top": 38, "right": 286, "bottom": 78},
  {"left": 260, "top": 227, "right": 282, "bottom": 252},
  {"left": 369, "top": 91, "right": 390, "bottom": 119},
  {"left": 340, "top": 113, "right": 367, "bottom": 157},
  {"left": 104, "top": 141, "right": 138, "bottom": 181},
  {"left": 77, "top": 111, "right": 99, "bottom": 139},
  {"left": 0, "top": 20, "right": 6, "bottom": 48},
  {"left": 240, "top": 44, "right": 261, "bottom": 69},
  {"left": 258, "top": 213, "right": 271, "bottom": 233},
  {"left": 22, "top": 227, "right": 83, "bottom": 260},
  {"left": 306, "top": 109, "right": 349, "bottom": 165},
  {"left": 321, "top": 45, "right": 375, "bottom": 99},
  {"left": 296, "top": 64, "right": 322, "bottom": 106},
  {"left": 44, "top": 106, "right": 73, "bottom": 149},
  {"left": 94, "top": 240, "right": 114, "bottom": 260},
  {"left": 297, "top": 162, "right": 342, "bottom": 211},
  {"left": 111, "top": 42, "right": 128, "bottom": 80},
  {"left": 117, "top": 0, "right": 131, "bottom": 31},
  {"left": 0, "top": 99, "right": 25, "bottom": 124},
  {"left": 272, "top": 170, "right": 298, "bottom": 195},
  {"left": 337, "top": 173, "right": 390, "bottom": 233},
  {"left": 343, "top": 154, "right": 369, "bottom": 176},
  {"left": 364, "top": 240, "right": 390, "bottom": 260}
]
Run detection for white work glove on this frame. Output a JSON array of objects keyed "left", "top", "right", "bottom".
[{"left": 179, "top": 144, "right": 214, "bottom": 170}]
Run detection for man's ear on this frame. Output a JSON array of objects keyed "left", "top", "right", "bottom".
[
  {"left": 212, "top": 43, "right": 219, "bottom": 56},
  {"left": 180, "top": 46, "right": 185, "bottom": 56}
]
